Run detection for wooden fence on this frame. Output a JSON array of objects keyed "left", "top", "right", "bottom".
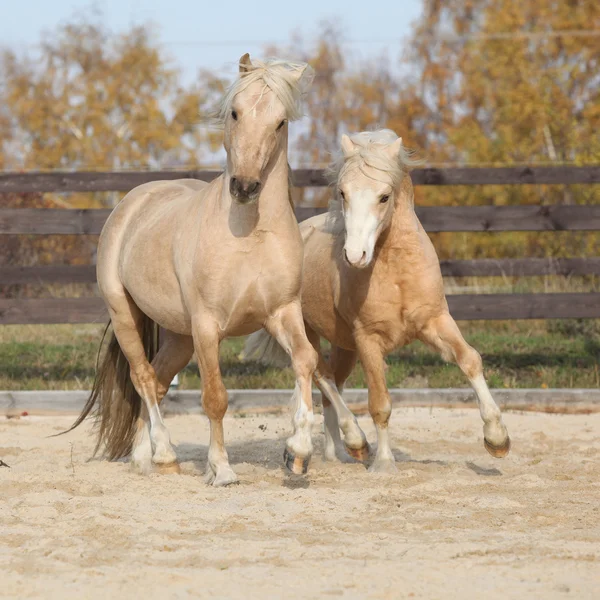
[{"left": 1, "top": 165, "right": 599, "bottom": 325}]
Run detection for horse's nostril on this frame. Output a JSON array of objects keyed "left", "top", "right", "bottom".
[
  {"left": 361, "top": 251, "right": 367, "bottom": 263},
  {"left": 248, "top": 181, "right": 261, "bottom": 195}
]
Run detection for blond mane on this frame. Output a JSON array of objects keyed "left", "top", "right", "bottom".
[
  {"left": 213, "top": 58, "right": 314, "bottom": 127},
  {"left": 325, "top": 129, "right": 420, "bottom": 233}
]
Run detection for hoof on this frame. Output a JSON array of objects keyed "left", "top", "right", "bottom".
[
  {"left": 368, "top": 459, "right": 398, "bottom": 474},
  {"left": 153, "top": 461, "right": 181, "bottom": 475},
  {"left": 204, "top": 467, "right": 216, "bottom": 486},
  {"left": 344, "top": 442, "right": 371, "bottom": 463},
  {"left": 283, "top": 448, "right": 310, "bottom": 475},
  {"left": 484, "top": 436, "right": 511, "bottom": 458},
  {"left": 205, "top": 464, "right": 238, "bottom": 487},
  {"left": 213, "top": 467, "right": 239, "bottom": 487}
]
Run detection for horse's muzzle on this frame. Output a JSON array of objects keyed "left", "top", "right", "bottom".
[
  {"left": 344, "top": 248, "right": 369, "bottom": 269},
  {"left": 230, "top": 177, "right": 262, "bottom": 203}
]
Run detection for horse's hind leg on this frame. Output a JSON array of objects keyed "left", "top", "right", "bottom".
[
  {"left": 330, "top": 346, "right": 370, "bottom": 460},
  {"left": 107, "top": 293, "right": 178, "bottom": 472},
  {"left": 131, "top": 331, "right": 194, "bottom": 473},
  {"left": 418, "top": 312, "right": 511, "bottom": 458},
  {"left": 308, "top": 334, "right": 369, "bottom": 462}
]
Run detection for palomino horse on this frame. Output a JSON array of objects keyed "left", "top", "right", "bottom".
[
  {"left": 244, "top": 129, "right": 511, "bottom": 473},
  {"left": 67, "top": 55, "right": 320, "bottom": 485}
]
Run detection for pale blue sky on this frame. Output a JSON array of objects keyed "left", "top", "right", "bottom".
[{"left": 1, "top": 0, "right": 423, "bottom": 81}]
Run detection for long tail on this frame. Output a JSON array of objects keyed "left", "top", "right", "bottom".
[
  {"left": 60, "top": 314, "right": 159, "bottom": 460},
  {"left": 241, "top": 329, "right": 291, "bottom": 367}
]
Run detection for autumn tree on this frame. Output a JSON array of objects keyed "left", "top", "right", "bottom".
[
  {"left": 392, "top": 0, "right": 600, "bottom": 259},
  {"left": 0, "top": 14, "right": 213, "bottom": 206},
  {"left": 0, "top": 12, "right": 216, "bottom": 288},
  {"left": 404, "top": 0, "right": 600, "bottom": 168}
]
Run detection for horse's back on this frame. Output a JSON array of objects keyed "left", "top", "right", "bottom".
[{"left": 174, "top": 178, "right": 211, "bottom": 192}]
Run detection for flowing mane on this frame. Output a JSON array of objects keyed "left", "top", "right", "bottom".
[
  {"left": 325, "top": 129, "right": 420, "bottom": 233},
  {"left": 213, "top": 58, "right": 314, "bottom": 127}
]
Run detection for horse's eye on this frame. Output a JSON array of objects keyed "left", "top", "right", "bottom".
[
  {"left": 339, "top": 190, "right": 345, "bottom": 201},
  {"left": 231, "top": 110, "right": 238, "bottom": 121},
  {"left": 276, "top": 120, "right": 286, "bottom": 131},
  {"left": 380, "top": 195, "right": 390, "bottom": 204}
]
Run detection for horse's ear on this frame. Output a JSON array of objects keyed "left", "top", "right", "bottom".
[
  {"left": 239, "top": 53, "right": 252, "bottom": 73},
  {"left": 341, "top": 135, "right": 355, "bottom": 157},
  {"left": 289, "top": 63, "right": 314, "bottom": 87},
  {"left": 386, "top": 137, "right": 403, "bottom": 158}
]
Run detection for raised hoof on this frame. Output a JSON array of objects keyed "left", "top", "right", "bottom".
[
  {"left": 283, "top": 448, "right": 310, "bottom": 475},
  {"left": 484, "top": 436, "right": 511, "bottom": 458},
  {"left": 368, "top": 459, "right": 398, "bottom": 474},
  {"left": 153, "top": 461, "right": 181, "bottom": 475},
  {"left": 344, "top": 442, "right": 371, "bottom": 463}
]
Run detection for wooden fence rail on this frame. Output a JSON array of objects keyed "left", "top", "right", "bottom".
[
  {"left": 4, "top": 205, "right": 600, "bottom": 235},
  {"left": 2, "top": 293, "right": 600, "bottom": 325},
  {"left": 3, "top": 258, "right": 600, "bottom": 286},
  {"left": 1, "top": 165, "right": 599, "bottom": 193}
]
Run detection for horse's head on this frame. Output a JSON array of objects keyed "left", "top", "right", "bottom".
[
  {"left": 220, "top": 54, "right": 313, "bottom": 204},
  {"left": 332, "top": 130, "right": 412, "bottom": 268}
]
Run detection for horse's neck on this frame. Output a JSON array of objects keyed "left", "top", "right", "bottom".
[
  {"left": 222, "top": 145, "right": 292, "bottom": 227},
  {"left": 259, "top": 148, "right": 292, "bottom": 218},
  {"left": 379, "top": 176, "right": 420, "bottom": 253}
]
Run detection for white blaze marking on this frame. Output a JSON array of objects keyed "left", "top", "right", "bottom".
[{"left": 344, "top": 190, "right": 380, "bottom": 265}]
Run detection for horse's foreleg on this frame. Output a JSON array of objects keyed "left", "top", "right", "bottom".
[
  {"left": 309, "top": 337, "right": 369, "bottom": 462},
  {"left": 192, "top": 318, "right": 238, "bottom": 487},
  {"left": 419, "top": 312, "right": 511, "bottom": 458},
  {"left": 131, "top": 331, "right": 194, "bottom": 473},
  {"left": 266, "top": 303, "right": 318, "bottom": 474},
  {"left": 355, "top": 337, "right": 397, "bottom": 473}
]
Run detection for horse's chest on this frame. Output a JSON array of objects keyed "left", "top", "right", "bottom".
[
  {"left": 362, "top": 288, "right": 408, "bottom": 340},
  {"left": 194, "top": 237, "right": 302, "bottom": 334},
  {"left": 342, "top": 278, "right": 414, "bottom": 351}
]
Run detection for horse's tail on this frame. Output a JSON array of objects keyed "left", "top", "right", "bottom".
[
  {"left": 241, "top": 329, "right": 291, "bottom": 367},
  {"left": 60, "top": 315, "right": 159, "bottom": 460}
]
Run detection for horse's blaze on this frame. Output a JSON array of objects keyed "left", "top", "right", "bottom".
[
  {"left": 345, "top": 442, "right": 371, "bottom": 462},
  {"left": 484, "top": 436, "right": 511, "bottom": 459},
  {"left": 283, "top": 448, "right": 310, "bottom": 475}
]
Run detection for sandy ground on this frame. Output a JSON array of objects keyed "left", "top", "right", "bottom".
[{"left": 1, "top": 408, "right": 599, "bottom": 600}]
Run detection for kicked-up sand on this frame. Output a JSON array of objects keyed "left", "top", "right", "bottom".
[{"left": 1, "top": 408, "right": 599, "bottom": 599}]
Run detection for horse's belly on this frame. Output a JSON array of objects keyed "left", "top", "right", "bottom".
[{"left": 119, "top": 238, "right": 191, "bottom": 334}]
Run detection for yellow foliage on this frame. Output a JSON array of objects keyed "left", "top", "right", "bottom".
[{"left": 0, "top": 15, "right": 216, "bottom": 206}]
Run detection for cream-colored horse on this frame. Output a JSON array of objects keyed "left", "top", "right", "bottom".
[
  {"left": 68, "top": 55, "right": 319, "bottom": 485},
  {"left": 245, "top": 129, "right": 511, "bottom": 473}
]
